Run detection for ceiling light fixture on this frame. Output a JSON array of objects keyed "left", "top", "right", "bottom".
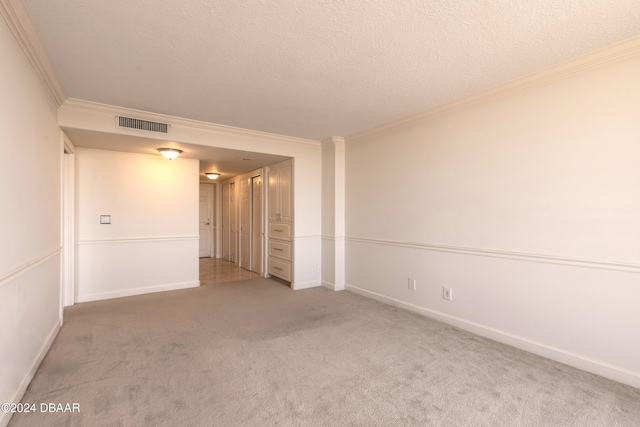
[
  {"left": 157, "top": 148, "right": 182, "bottom": 160},
  {"left": 205, "top": 173, "right": 220, "bottom": 180}
]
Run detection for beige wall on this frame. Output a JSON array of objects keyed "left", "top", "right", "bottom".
[
  {"left": 75, "top": 148, "right": 200, "bottom": 302},
  {"left": 345, "top": 50, "right": 640, "bottom": 387},
  {"left": 4, "top": 4, "right": 640, "bottom": 420},
  {"left": 0, "top": 16, "right": 62, "bottom": 425}
]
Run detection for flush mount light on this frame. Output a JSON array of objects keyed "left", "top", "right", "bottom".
[
  {"left": 157, "top": 148, "right": 182, "bottom": 160},
  {"left": 205, "top": 173, "right": 220, "bottom": 180}
]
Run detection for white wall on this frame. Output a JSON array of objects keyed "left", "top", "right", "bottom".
[
  {"left": 75, "top": 148, "right": 200, "bottom": 302},
  {"left": 0, "top": 15, "right": 62, "bottom": 426},
  {"left": 345, "top": 46, "right": 640, "bottom": 388}
]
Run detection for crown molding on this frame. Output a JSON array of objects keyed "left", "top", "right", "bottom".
[
  {"left": 347, "top": 35, "right": 640, "bottom": 143},
  {"left": 321, "top": 136, "right": 345, "bottom": 147},
  {"left": 0, "top": 0, "right": 66, "bottom": 107},
  {"left": 61, "top": 98, "right": 321, "bottom": 147}
]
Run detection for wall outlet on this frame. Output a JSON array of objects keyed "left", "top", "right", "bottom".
[
  {"left": 443, "top": 287, "right": 453, "bottom": 301},
  {"left": 408, "top": 278, "right": 417, "bottom": 291},
  {"left": 314, "top": 263, "right": 319, "bottom": 271}
]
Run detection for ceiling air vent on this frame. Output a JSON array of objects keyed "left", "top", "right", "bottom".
[{"left": 116, "top": 116, "right": 169, "bottom": 134}]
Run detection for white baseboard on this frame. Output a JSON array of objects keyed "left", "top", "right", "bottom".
[
  {"left": 1, "top": 319, "right": 61, "bottom": 427},
  {"left": 76, "top": 281, "right": 200, "bottom": 303},
  {"left": 291, "top": 280, "right": 321, "bottom": 290},
  {"left": 346, "top": 284, "right": 640, "bottom": 390},
  {"left": 321, "top": 281, "right": 345, "bottom": 291}
]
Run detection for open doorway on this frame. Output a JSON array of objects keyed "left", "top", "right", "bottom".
[
  {"left": 196, "top": 152, "right": 290, "bottom": 286},
  {"left": 219, "top": 170, "right": 264, "bottom": 275}
]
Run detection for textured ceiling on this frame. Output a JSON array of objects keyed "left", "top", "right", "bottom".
[{"left": 23, "top": 0, "right": 640, "bottom": 140}]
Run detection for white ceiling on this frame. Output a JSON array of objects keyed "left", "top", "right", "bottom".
[{"left": 22, "top": 0, "right": 640, "bottom": 153}]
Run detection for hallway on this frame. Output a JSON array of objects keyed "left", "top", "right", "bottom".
[{"left": 199, "top": 257, "right": 260, "bottom": 285}]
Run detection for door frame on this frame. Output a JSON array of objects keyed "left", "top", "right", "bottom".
[{"left": 60, "top": 132, "right": 75, "bottom": 311}]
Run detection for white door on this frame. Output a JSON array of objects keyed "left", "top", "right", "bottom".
[
  {"left": 199, "top": 184, "right": 213, "bottom": 257},
  {"left": 279, "top": 163, "right": 292, "bottom": 222},
  {"left": 252, "top": 176, "right": 262, "bottom": 273},
  {"left": 230, "top": 182, "right": 237, "bottom": 263},
  {"left": 240, "top": 178, "right": 251, "bottom": 269},
  {"left": 268, "top": 169, "right": 279, "bottom": 221},
  {"left": 222, "top": 184, "right": 230, "bottom": 261}
]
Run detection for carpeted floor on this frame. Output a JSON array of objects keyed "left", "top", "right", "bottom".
[{"left": 9, "top": 277, "right": 640, "bottom": 426}]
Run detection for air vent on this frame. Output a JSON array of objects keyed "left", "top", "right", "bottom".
[{"left": 116, "top": 116, "right": 169, "bottom": 133}]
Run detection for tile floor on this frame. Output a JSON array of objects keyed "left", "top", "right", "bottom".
[{"left": 199, "top": 257, "right": 260, "bottom": 285}]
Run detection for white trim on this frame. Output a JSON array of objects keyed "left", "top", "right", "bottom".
[
  {"left": 291, "top": 279, "right": 321, "bottom": 290},
  {"left": 0, "top": 0, "right": 66, "bottom": 107},
  {"left": 61, "top": 98, "right": 320, "bottom": 146},
  {"left": 62, "top": 133, "right": 75, "bottom": 154},
  {"left": 346, "top": 284, "right": 640, "bottom": 389},
  {"left": 346, "top": 36, "right": 640, "bottom": 143},
  {"left": 346, "top": 236, "right": 640, "bottom": 274},
  {"left": 61, "top": 132, "right": 75, "bottom": 308},
  {"left": 76, "top": 236, "right": 200, "bottom": 245},
  {"left": 322, "top": 280, "right": 345, "bottom": 291},
  {"left": 294, "top": 234, "right": 322, "bottom": 241},
  {"left": 0, "top": 318, "right": 61, "bottom": 427},
  {"left": 0, "top": 247, "right": 61, "bottom": 287},
  {"left": 321, "top": 235, "right": 346, "bottom": 241},
  {"left": 76, "top": 280, "right": 200, "bottom": 303}
]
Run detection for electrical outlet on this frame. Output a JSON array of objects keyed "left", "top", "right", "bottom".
[
  {"left": 408, "top": 278, "right": 417, "bottom": 291},
  {"left": 314, "top": 263, "right": 319, "bottom": 271},
  {"left": 443, "top": 287, "right": 453, "bottom": 301}
]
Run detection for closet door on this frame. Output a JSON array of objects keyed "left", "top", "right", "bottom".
[
  {"left": 240, "top": 178, "right": 251, "bottom": 269},
  {"left": 252, "top": 176, "right": 262, "bottom": 273},
  {"left": 222, "top": 184, "right": 230, "bottom": 261},
  {"left": 268, "top": 169, "right": 279, "bottom": 221},
  {"left": 229, "top": 182, "right": 237, "bottom": 263},
  {"left": 279, "top": 164, "right": 292, "bottom": 222}
]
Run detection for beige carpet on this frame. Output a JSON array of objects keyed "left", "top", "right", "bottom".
[{"left": 9, "top": 278, "right": 640, "bottom": 426}]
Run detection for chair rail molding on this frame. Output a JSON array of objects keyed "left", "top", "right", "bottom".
[{"left": 346, "top": 236, "right": 640, "bottom": 274}]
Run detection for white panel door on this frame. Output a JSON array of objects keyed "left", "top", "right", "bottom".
[
  {"left": 279, "top": 164, "right": 292, "bottom": 222},
  {"left": 252, "top": 176, "right": 262, "bottom": 273},
  {"left": 229, "top": 182, "right": 237, "bottom": 263},
  {"left": 268, "top": 169, "right": 279, "bottom": 221},
  {"left": 240, "top": 178, "right": 251, "bottom": 270},
  {"left": 222, "top": 184, "right": 230, "bottom": 260},
  {"left": 199, "top": 184, "right": 213, "bottom": 258}
]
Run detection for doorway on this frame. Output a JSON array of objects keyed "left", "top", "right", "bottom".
[{"left": 220, "top": 172, "right": 263, "bottom": 274}]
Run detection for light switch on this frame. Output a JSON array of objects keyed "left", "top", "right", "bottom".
[{"left": 100, "top": 215, "right": 111, "bottom": 224}]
